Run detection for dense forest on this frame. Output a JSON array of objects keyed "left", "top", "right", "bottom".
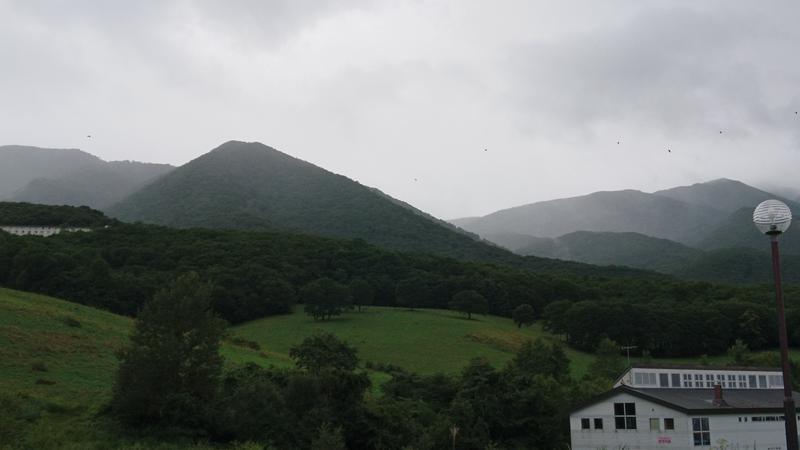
[
  {"left": 0, "top": 202, "right": 115, "bottom": 227},
  {"left": 1, "top": 215, "right": 798, "bottom": 358}
]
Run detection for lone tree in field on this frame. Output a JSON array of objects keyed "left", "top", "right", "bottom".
[
  {"left": 301, "top": 277, "right": 352, "bottom": 321},
  {"left": 111, "top": 272, "right": 226, "bottom": 427},
  {"left": 449, "top": 290, "right": 489, "bottom": 320},
  {"left": 349, "top": 278, "right": 374, "bottom": 312},
  {"left": 512, "top": 304, "right": 535, "bottom": 328},
  {"left": 289, "top": 331, "right": 358, "bottom": 373}
]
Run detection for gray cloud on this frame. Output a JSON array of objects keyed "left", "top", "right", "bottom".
[{"left": 1, "top": 0, "right": 799, "bottom": 219}]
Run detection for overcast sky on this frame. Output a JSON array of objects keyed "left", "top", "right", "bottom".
[{"left": 1, "top": 1, "right": 799, "bottom": 219}]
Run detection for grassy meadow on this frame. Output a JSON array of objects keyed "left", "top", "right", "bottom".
[
  {"left": 2, "top": 286, "right": 797, "bottom": 449},
  {"left": 233, "top": 306, "right": 596, "bottom": 377}
]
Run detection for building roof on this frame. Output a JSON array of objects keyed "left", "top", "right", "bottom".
[
  {"left": 612, "top": 363, "right": 782, "bottom": 387},
  {"left": 629, "top": 363, "right": 780, "bottom": 372},
  {"left": 572, "top": 385, "right": 800, "bottom": 415}
]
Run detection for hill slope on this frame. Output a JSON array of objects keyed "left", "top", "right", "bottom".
[
  {"left": 517, "top": 231, "right": 704, "bottom": 274},
  {"left": 109, "top": 141, "right": 622, "bottom": 266},
  {"left": 0, "top": 145, "right": 102, "bottom": 198},
  {"left": 451, "top": 189, "right": 724, "bottom": 245},
  {"left": 654, "top": 178, "right": 786, "bottom": 214},
  {"left": 0, "top": 287, "right": 270, "bottom": 448},
  {"left": 697, "top": 206, "right": 800, "bottom": 255},
  {"left": 233, "top": 306, "right": 594, "bottom": 376},
  {"left": 0, "top": 145, "right": 173, "bottom": 209},
  {"left": 12, "top": 161, "right": 173, "bottom": 209}
]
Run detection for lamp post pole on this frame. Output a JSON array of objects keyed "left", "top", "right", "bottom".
[
  {"left": 770, "top": 234, "right": 799, "bottom": 450},
  {"left": 754, "top": 199, "right": 798, "bottom": 450}
]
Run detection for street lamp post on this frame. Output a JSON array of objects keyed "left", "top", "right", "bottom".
[{"left": 753, "top": 199, "right": 798, "bottom": 450}]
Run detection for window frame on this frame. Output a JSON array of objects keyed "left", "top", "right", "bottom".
[{"left": 614, "top": 402, "right": 637, "bottom": 430}]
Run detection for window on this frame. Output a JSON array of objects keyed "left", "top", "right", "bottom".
[
  {"left": 692, "top": 418, "right": 710, "bottom": 446},
  {"left": 749, "top": 375, "right": 757, "bottom": 388},
  {"left": 671, "top": 373, "right": 681, "bottom": 387},
  {"left": 614, "top": 402, "right": 637, "bottom": 430},
  {"left": 634, "top": 372, "right": 656, "bottom": 386},
  {"left": 660, "top": 373, "right": 670, "bottom": 387},
  {"left": 705, "top": 374, "right": 714, "bottom": 388},
  {"left": 664, "top": 418, "right": 675, "bottom": 430},
  {"left": 769, "top": 375, "right": 784, "bottom": 387},
  {"left": 650, "top": 418, "right": 660, "bottom": 431},
  {"left": 594, "top": 418, "right": 603, "bottom": 430},
  {"left": 759, "top": 375, "right": 767, "bottom": 388},
  {"left": 683, "top": 374, "right": 693, "bottom": 387},
  {"left": 581, "top": 418, "right": 590, "bottom": 430}
]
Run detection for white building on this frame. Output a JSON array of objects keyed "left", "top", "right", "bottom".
[
  {"left": 0, "top": 225, "right": 92, "bottom": 237},
  {"left": 570, "top": 364, "right": 800, "bottom": 449}
]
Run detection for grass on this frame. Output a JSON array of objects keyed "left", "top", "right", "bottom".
[
  {"left": 0, "top": 287, "right": 270, "bottom": 449},
  {"left": 3, "top": 286, "right": 797, "bottom": 448},
  {"left": 232, "top": 306, "right": 596, "bottom": 377}
]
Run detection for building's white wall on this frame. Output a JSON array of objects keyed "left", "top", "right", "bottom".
[
  {"left": 617, "top": 367, "right": 783, "bottom": 390},
  {"left": 571, "top": 392, "right": 692, "bottom": 449},
  {"left": 570, "top": 392, "right": 793, "bottom": 449},
  {"left": 708, "top": 414, "right": 789, "bottom": 449},
  {"left": 0, "top": 226, "right": 91, "bottom": 237}
]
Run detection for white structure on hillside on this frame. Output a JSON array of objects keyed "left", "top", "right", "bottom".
[
  {"left": 570, "top": 364, "right": 800, "bottom": 449},
  {"left": 0, "top": 226, "right": 92, "bottom": 237}
]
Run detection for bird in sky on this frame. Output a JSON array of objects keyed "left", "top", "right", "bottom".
[
  {"left": 484, "top": 148, "right": 487, "bottom": 152},
  {"left": 668, "top": 149, "right": 671, "bottom": 153},
  {"left": 617, "top": 141, "right": 620, "bottom": 145},
  {"left": 86, "top": 135, "right": 92, "bottom": 138}
]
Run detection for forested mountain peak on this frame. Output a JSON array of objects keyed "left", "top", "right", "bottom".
[{"left": 107, "top": 141, "right": 548, "bottom": 263}]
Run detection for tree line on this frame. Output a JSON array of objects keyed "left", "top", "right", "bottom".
[{"left": 1, "top": 221, "right": 798, "bottom": 358}]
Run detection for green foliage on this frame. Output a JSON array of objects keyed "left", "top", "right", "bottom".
[
  {"left": 0, "top": 202, "right": 112, "bottom": 227},
  {"left": 395, "top": 277, "right": 430, "bottom": 310},
  {"left": 519, "top": 231, "right": 704, "bottom": 274},
  {"left": 111, "top": 273, "right": 227, "bottom": 429},
  {"left": 301, "top": 278, "right": 352, "bottom": 321},
  {"left": 289, "top": 332, "right": 359, "bottom": 373},
  {"left": 727, "top": 339, "right": 751, "bottom": 364},
  {"left": 449, "top": 289, "right": 489, "bottom": 320},
  {"left": 507, "top": 339, "right": 569, "bottom": 380},
  {"left": 212, "top": 364, "right": 283, "bottom": 442},
  {"left": 512, "top": 304, "right": 535, "bottom": 328},
  {"left": 310, "top": 422, "right": 346, "bottom": 450},
  {"left": 348, "top": 278, "right": 374, "bottom": 312},
  {"left": 587, "top": 338, "right": 625, "bottom": 383}
]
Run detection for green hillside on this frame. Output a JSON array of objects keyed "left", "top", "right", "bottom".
[
  {"left": 12, "top": 161, "right": 174, "bottom": 209},
  {"left": 517, "top": 231, "right": 704, "bottom": 274},
  {"left": 450, "top": 189, "right": 724, "bottom": 245},
  {"left": 1, "top": 286, "right": 597, "bottom": 448},
  {"left": 0, "top": 201, "right": 113, "bottom": 227},
  {"left": 0, "top": 145, "right": 101, "bottom": 199},
  {"left": 697, "top": 206, "right": 800, "bottom": 255},
  {"left": 233, "top": 306, "right": 595, "bottom": 377},
  {"left": 0, "top": 145, "right": 173, "bottom": 209},
  {"left": 654, "top": 178, "right": 785, "bottom": 214},
  {"left": 0, "top": 287, "right": 268, "bottom": 449},
  {"left": 107, "top": 141, "right": 517, "bottom": 262}
]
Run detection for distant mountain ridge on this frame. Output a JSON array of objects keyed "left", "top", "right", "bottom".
[
  {"left": 451, "top": 188, "right": 725, "bottom": 245},
  {"left": 451, "top": 178, "right": 800, "bottom": 283},
  {"left": 0, "top": 145, "right": 173, "bottom": 208}
]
